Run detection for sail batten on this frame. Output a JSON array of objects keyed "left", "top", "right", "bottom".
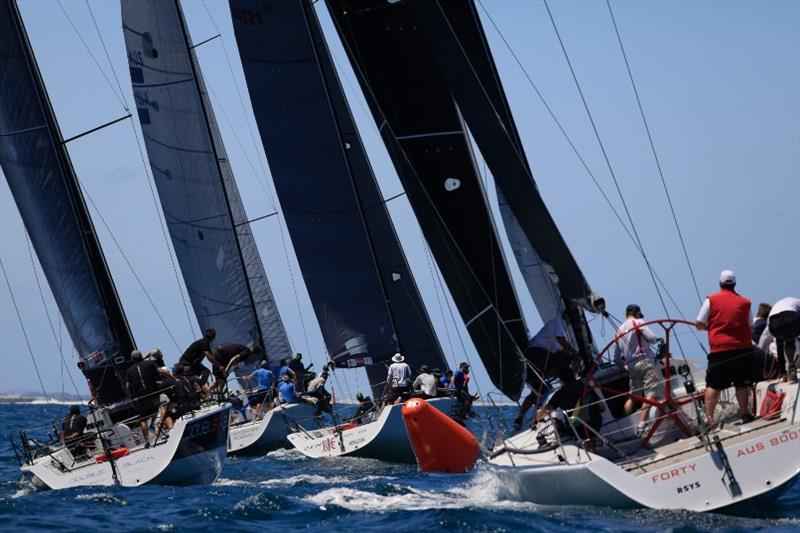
[
  {"left": 122, "top": 0, "right": 291, "bottom": 366},
  {"left": 230, "top": 0, "right": 448, "bottom": 393},
  {"left": 0, "top": 0, "right": 135, "bottom": 405}
]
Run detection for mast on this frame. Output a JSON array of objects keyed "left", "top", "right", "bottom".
[
  {"left": 1, "top": 0, "right": 135, "bottom": 405},
  {"left": 173, "top": 0, "right": 265, "bottom": 350}
]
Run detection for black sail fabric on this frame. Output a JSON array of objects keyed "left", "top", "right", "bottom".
[
  {"left": 122, "top": 0, "right": 291, "bottom": 365},
  {"left": 0, "top": 1, "right": 135, "bottom": 405},
  {"left": 229, "top": 0, "right": 447, "bottom": 392},
  {"left": 410, "top": 0, "right": 595, "bottom": 313},
  {"left": 327, "top": 0, "right": 529, "bottom": 400}
]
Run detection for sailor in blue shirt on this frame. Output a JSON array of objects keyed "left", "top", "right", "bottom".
[
  {"left": 278, "top": 374, "right": 297, "bottom": 404},
  {"left": 250, "top": 362, "right": 275, "bottom": 390}
]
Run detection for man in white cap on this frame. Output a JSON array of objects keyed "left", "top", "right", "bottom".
[
  {"left": 695, "top": 270, "right": 755, "bottom": 426},
  {"left": 385, "top": 352, "right": 411, "bottom": 405}
]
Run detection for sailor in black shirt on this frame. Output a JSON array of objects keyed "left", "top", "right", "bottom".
[
  {"left": 62, "top": 405, "right": 89, "bottom": 456},
  {"left": 177, "top": 328, "right": 216, "bottom": 384},
  {"left": 126, "top": 350, "right": 169, "bottom": 447},
  {"left": 210, "top": 342, "right": 262, "bottom": 392}
]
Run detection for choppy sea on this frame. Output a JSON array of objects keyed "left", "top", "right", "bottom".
[{"left": 1, "top": 403, "right": 797, "bottom": 532}]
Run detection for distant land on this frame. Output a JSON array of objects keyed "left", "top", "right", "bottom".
[{"left": 0, "top": 389, "right": 84, "bottom": 404}]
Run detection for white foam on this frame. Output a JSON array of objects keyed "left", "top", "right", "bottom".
[
  {"left": 213, "top": 478, "right": 251, "bottom": 487},
  {"left": 75, "top": 492, "right": 127, "bottom": 505},
  {"left": 258, "top": 473, "right": 388, "bottom": 488},
  {"left": 303, "top": 469, "right": 537, "bottom": 513}
]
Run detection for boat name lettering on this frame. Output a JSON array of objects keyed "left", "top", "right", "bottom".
[
  {"left": 127, "top": 49, "right": 143, "bottom": 66},
  {"left": 321, "top": 437, "right": 338, "bottom": 453},
  {"left": 231, "top": 8, "right": 263, "bottom": 27},
  {"left": 736, "top": 441, "right": 765, "bottom": 458},
  {"left": 676, "top": 481, "right": 701, "bottom": 494},
  {"left": 769, "top": 430, "right": 799, "bottom": 447},
  {"left": 185, "top": 416, "right": 220, "bottom": 440},
  {"left": 650, "top": 463, "right": 697, "bottom": 484}
]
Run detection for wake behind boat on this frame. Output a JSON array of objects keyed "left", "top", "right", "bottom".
[{"left": 15, "top": 401, "right": 230, "bottom": 490}]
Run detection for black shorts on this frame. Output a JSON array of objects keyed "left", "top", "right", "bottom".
[
  {"left": 768, "top": 311, "right": 800, "bottom": 342},
  {"left": 247, "top": 390, "right": 271, "bottom": 405},
  {"left": 133, "top": 396, "right": 160, "bottom": 417},
  {"left": 706, "top": 348, "right": 756, "bottom": 389}
]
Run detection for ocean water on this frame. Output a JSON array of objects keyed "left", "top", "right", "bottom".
[{"left": 1, "top": 403, "right": 797, "bottom": 532}]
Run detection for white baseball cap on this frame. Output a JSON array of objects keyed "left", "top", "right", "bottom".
[
  {"left": 719, "top": 269, "right": 736, "bottom": 285},
  {"left": 392, "top": 353, "right": 404, "bottom": 363}
]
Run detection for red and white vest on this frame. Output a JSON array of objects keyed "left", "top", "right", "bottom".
[{"left": 707, "top": 289, "right": 752, "bottom": 353}]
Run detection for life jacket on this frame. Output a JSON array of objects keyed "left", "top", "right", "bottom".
[
  {"left": 759, "top": 384, "right": 785, "bottom": 420},
  {"left": 707, "top": 289, "right": 752, "bottom": 353}
]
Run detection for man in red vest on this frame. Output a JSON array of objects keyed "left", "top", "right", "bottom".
[{"left": 695, "top": 270, "right": 755, "bottom": 426}]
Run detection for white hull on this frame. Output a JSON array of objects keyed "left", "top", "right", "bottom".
[
  {"left": 22, "top": 404, "right": 230, "bottom": 490},
  {"left": 489, "top": 378, "right": 800, "bottom": 511},
  {"left": 227, "top": 402, "right": 318, "bottom": 455},
  {"left": 288, "top": 397, "right": 457, "bottom": 463}
]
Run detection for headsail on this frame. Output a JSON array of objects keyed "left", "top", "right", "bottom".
[
  {"left": 229, "top": 0, "right": 448, "bottom": 396},
  {"left": 122, "top": 0, "right": 291, "bottom": 365},
  {"left": 327, "top": 0, "right": 529, "bottom": 399},
  {"left": 0, "top": 1, "right": 135, "bottom": 405},
  {"left": 410, "top": 0, "right": 595, "bottom": 311}
]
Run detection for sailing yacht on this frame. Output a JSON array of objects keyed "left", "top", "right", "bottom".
[
  {"left": 338, "top": 0, "right": 797, "bottom": 510},
  {"left": 121, "top": 0, "right": 317, "bottom": 455},
  {"left": 0, "top": 0, "right": 230, "bottom": 490},
  {"left": 229, "top": 0, "right": 457, "bottom": 463}
]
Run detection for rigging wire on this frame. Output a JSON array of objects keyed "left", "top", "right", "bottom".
[
  {"left": 22, "top": 231, "right": 82, "bottom": 398},
  {"left": 477, "top": 1, "right": 689, "bottom": 318},
  {"left": 0, "top": 257, "right": 49, "bottom": 399},
  {"left": 542, "top": 0, "right": 670, "bottom": 319},
  {"left": 58, "top": 0, "right": 196, "bottom": 339},
  {"left": 76, "top": 178, "right": 182, "bottom": 352},
  {"left": 84, "top": 0, "right": 129, "bottom": 113},
  {"left": 605, "top": 0, "right": 702, "bottom": 303},
  {"left": 55, "top": 0, "right": 127, "bottom": 111}
]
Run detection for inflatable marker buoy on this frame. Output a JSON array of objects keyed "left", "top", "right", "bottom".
[
  {"left": 402, "top": 398, "right": 479, "bottom": 473},
  {"left": 95, "top": 447, "right": 129, "bottom": 464}
]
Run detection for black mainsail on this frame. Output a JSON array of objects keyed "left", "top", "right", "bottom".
[
  {"left": 229, "top": 0, "right": 448, "bottom": 395},
  {"left": 122, "top": 0, "right": 291, "bottom": 367},
  {"left": 0, "top": 0, "right": 135, "bottom": 405},
  {"left": 327, "top": 0, "right": 529, "bottom": 399}
]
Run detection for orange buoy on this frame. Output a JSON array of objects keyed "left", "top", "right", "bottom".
[{"left": 402, "top": 398, "right": 479, "bottom": 473}]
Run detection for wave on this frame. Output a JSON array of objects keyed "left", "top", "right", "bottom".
[
  {"left": 75, "top": 492, "right": 128, "bottom": 506},
  {"left": 302, "top": 469, "right": 537, "bottom": 513}
]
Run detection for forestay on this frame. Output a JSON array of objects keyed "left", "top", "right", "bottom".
[
  {"left": 0, "top": 1, "right": 135, "bottom": 405},
  {"left": 122, "top": 0, "right": 291, "bottom": 366},
  {"left": 229, "top": 0, "right": 448, "bottom": 395}
]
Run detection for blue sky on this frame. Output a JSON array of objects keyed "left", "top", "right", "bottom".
[{"left": 1, "top": 0, "right": 798, "bottom": 401}]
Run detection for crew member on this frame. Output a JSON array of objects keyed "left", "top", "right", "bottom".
[
  {"left": 278, "top": 373, "right": 297, "bottom": 404},
  {"left": 752, "top": 303, "right": 772, "bottom": 344},
  {"left": 164, "top": 365, "right": 203, "bottom": 429},
  {"left": 177, "top": 328, "right": 216, "bottom": 384},
  {"left": 385, "top": 353, "right": 412, "bottom": 404},
  {"left": 304, "top": 370, "right": 332, "bottom": 418},
  {"left": 126, "top": 350, "right": 170, "bottom": 447},
  {"left": 351, "top": 392, "right": 374, "bottom": 425},
  {"left": 761, "top": 297, "right": 800, "bottom": 383},
  {"left": 209, "top": 342, "right": 259, "bottom": 393},
  {"left": 535, "top": 367, "right": 604, "bottom": 438},
  {"left": 289, "top": 353, "right": 313, "bottom": 392},
  {"left": 245, "top": 361, "right": 276, "bottom": 414},
  {"left": 453, "top": 362, "right": 478, "bottom": 419},
  {"left": 524, "top": 312, "right": 578, "bottom": 401},
  {"left": 62, "top": 405, "right": 89, "bottom": 456},
  {"left": 612, "top": 304, "right": 663, "bottom": 436},
  {"left": 412, "top": 365, "right": 437, "bottom": 399},
  {"left": 695, "top": 270, "right": 755, "bottom": 425}
]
